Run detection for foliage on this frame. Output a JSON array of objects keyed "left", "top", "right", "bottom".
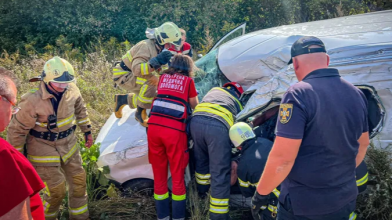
[{"left": 1, "top": 0, "right": 391, "bottom": 56}]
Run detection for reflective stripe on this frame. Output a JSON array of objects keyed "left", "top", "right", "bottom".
[
  {"left": 70, "top": 204, "right": 88, "bottom": 215},
  {"left": 132, "top": 94, "right": 138, "bottom": 108},
  {"left": 45, "top": 211, "right": 58, "bottom": 218},
  {"left": 212, "top": 87, "right": 243, "bottom": 110},
  {"left": 141, "top": 63, "right": 149, "bottom": 75},
  {"left": 28, "top": 155, "right": 61, "bottom": 163},
  {"left": 43, "top": 200, "right": 50, "bottom": 213},
  {"left": 136, "top": 77, "right": 147, "bottom": 85},
  {"left": 154, "top": 100, "right": 185, "bottom": 112},
  {"left": 154, "top": 192, "right": 169, "bottom": 200},
  {"left": 272, "top": 188, "right": 280, "bottom": 198},
  {"left": 113, "top": 67, "right": 129, "bottom": 76},
  {"left": 122, "top": 51, "right": 133, "bottom": 63},
  {"left": 210, "top": 204, "right": 229, "bottom": 214},
  {"left": 15, "top": 145, "right": 23, "bottom": 152},
  {"left": 43, "top": 182, "right": 51, "bottom": 196},
  {"left": 210, "top": 197, "right": 229, "bottom": 206},
  {"left": 238, "top": 178, "right": 257, "bottom": 187},
  {"left": 196, "top": 179, "right": 210, "bottom": 185},
  {"left": 172, "top": 194, "right": 186, "bottom": 201},
  {"left": 62, "top": 144, "right": 78, "bottom": 163},
  {"left": 349, "top": 212, "right": 357, "bottom": 220},
  {"left": 35, "top": 114, "right": 75, "bottom": 128},
  {"left": 77, "top": 117, "right": 90, "bottom": 125},
  {"left": 30, "top": 88, "right": 39, "bottom": 93},
  {"left": 268, "top": 205, "right": 278, "bottom": 213},
  {"left": 138, "top": 85, "right": 153, "bottom": 104},
  {"left": 195, "top": 172, "right": 211, "bottom": 179},
  {"left": 194, "top": 103, "right": 234, "bottom": 127},
  {"left": 357, "top": 172, "right": 368, "bottom": 186}
]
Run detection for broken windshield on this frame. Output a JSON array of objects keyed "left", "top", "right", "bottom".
[{"left": 194, "top": 49, "right": 226, "bottom": 100}]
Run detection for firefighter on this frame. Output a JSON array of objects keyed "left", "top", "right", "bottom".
[
  {"left": 229, "top": 122, "right": 278, "bottom": 220},
  {"left": 113, "top": 22, "right": 182, "bottom": 127},
  {"left": 189, "top": 82, "right": 244, "bottom": 220},
  {"left": 7, "top": 56, "right": 93, "bottom": 220},
  {"left": 147, "top": 54, "right": 199, "bottom": 220},
  {"left": 229, "top": 122, "right": 369, "bottom": 220}
]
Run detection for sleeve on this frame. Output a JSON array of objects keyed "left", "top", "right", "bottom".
[
  {"left": 188, "top": 79, "right": 198, "bottom": 98},
  {"left": 356, "top": 161, "right": 368, "bottom": 193},
  {"left": 7, "top": 95, "right": 37, "bottom": 153},
  {"left": 74, "top": 94, "right": 92, "bottom": 133},
  {"left": 237, "top": 162, "right": 255, "bottom": 198},
  {"left": 275, "top": 90, "right": 307, "bottom": 139},
  {"left": 0, "top": 141, "right": 44, "bottom": 217},
  {"left": 131, "top": 42, "right": 154, "bottom": 77},
  {"left": 361, "top": 92, "right": 369, "bottom": 133}
]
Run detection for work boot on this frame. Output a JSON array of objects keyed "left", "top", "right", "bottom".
[
  {"left": 114, "top": 94, "right": 128, "bottom": 118},
  {"left": 135, "top": 106, "right": 149, "bottom": 127}
]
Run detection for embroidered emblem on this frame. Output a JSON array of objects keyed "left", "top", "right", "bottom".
[{"left": 279, "top": 103, "right": 293, "bottom": 124}]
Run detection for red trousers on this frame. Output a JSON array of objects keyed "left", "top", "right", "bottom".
[{"left": 148, "top": 125, "right": 189, "bottom": 196}]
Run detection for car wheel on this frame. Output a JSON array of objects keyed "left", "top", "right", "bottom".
[{"left": 122, "top": 178, "right": 154, "bottom": 197}]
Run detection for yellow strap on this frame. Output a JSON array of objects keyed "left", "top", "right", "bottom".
[
  {"left": 154, "top": 192, "right": 169, "bottom": 200},
  {"left": 69, "top": 204, "right": 88, "bottom": 215},
  {"left": 356, "top": 172, "right": 368, "bottom": 186},
  {"left": 194, "top": 106, "right": 234, "bottom": 127},
  {"left": 62, "top": 144, "right": 78, "bottom": 163},
  {"left": 209, "top": 204, "right": 229, "bottom": 214},
  {"left": 28, "top": 155, "right": 61, "bottom": 163},
  {"left": 212, "top": 87, "right": 243, "bottom": 110},
  {"left": 172, "top": 194, "right": 186, "bottom": 201}
]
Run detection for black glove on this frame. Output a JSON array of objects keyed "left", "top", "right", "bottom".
[
  {"left": 149, "top": 51, "right": 173, "bottom": 69},
  {"left": 251, "top": 191, "right": 270, "bottom": 220}
]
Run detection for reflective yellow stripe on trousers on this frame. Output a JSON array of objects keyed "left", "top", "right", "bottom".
[
  {"left": 349, "top": 212, "right": 357, "bottom": 220},
  {"left": 70, "top": 204, "right": 88, "bottom": 215},
  {"left": 154, "top": 192, "right": 169, "bottom": 200},
  {"left": 138, "top": 84, "right": 153, "bottom": 104},
  {"left": 238, "top": 177, "right": 257, "bottom": 188},
  {"left": 62, "top": 144, "right": 78, "bottom": 163},
  {"left": 356, "top": 172, "right": 368, "bottom": 186},
  {"left": 195, "top": 172, "right": 211, "bottom": 185},
  {"left": 172, "top": 194, "right": 186, "bottom": 201}
]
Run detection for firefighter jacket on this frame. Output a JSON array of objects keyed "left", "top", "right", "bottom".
[
  {"left": 193, "top": 87, "right": 243, "bottom": 129},
  {"left": 113, "top": 39, "right": 161, "bottom": 81},
  {"left": 236, "top": 137, "right": 280, "bottom": 214},
  {"left": 7, "top": 82, "right": 92, "bottom": 167}
]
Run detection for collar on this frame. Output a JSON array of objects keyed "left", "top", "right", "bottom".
[
  {"left": 303, "top": 68, "right": 340, "bottom": 80},
  {"left": 40, "top": 82, "right": 54, "bottom": 100},
  {"left": 241, "top": 138, "right": 256, "bottom": 153}
]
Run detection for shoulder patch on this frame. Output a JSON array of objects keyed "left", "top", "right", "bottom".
[{"left": 279, "top": 103, "right": 293, "bottom": 124}]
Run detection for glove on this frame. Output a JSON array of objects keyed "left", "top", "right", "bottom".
[
  {"left": 149, "top": 51, "right": 173, "bottom": 70},
  {"left": 148, "top": 75, "right": 159, "bottom": 86},
  {"left": 84, "top": 131, "right": 93, "bottom": 148},
  {"left": 251, "top": 191, "right": 270, "bottom": 220}
]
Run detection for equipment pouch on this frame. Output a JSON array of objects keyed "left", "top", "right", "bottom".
[{"left": 47, "top": 114, "right": 58, "bottom": 130}]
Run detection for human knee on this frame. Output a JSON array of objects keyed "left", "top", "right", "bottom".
[
  {"left": 48, "top": 181, "right": 66, "bottom": 207},
  {"left": 72, "top": 171, "right": 87, "bottom": 197}
]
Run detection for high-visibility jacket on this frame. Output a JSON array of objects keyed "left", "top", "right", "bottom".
[
  {"left": 7, "top": 82, "right": 92, "bottom": 166},
  {"left": 148, "top": 73, "right": 194, "bottom": 132},
  {"left": 193, "top": 87, "right": 243, "bottom": 128}
]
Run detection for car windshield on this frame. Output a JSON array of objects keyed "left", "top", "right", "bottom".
[{"left": 194, "top": 49, "right": 223, "bottom": 100}]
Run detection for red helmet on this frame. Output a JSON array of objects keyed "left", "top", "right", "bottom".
[{"left": 223, "top": 82, "right": 244, "bottom": 95}]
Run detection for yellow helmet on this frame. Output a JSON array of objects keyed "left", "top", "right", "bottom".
[
  {"left": 229, "top": 122, "right": 256, "bottom": 147},
  {"left": 154, "top": 22, "right": 182, "bottom": 47},
  {"left": 42, "top": 56, "right": 75, "bottom": 84}
]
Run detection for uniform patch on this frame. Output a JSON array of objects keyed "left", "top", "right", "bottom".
[{"left": 279, "top": 103, "right": 293, "bottom": 124}]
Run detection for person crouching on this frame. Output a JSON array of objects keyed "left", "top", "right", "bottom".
[{"left": 147, "top": 54, "right": 199, "bottom": 220}]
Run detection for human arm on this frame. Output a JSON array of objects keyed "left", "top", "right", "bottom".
[
  {"left": 73, "top": 88, "right": 93, "bottom": 148},
  {"left": 356, "top": 132, "right": 369, "bottom": 167},
  {"left": 188, "top": 79, "right": 199, "bottom": 109}
]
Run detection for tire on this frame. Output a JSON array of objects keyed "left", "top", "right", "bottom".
[{"left": 121, "top": 178, "right": 154, "bottom": 197}]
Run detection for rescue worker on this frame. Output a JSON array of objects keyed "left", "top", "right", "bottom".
[
  {"left": 167, "top": 28, "right": 193, "bottom": 58},
  {"left": 189, "top": 82, "right": 244, "bottom": 220},
  {"left": 7, "top": 56, "right": 93, "bottom": 220},
  {"left": 113, "top": 22, "right": 182, "bottom": 127},
  {"left": 229, "top": 122, "right": 278, "bottom": 220},
  {"left": 229, "top": 122, "right": 369, "bottom": 220},
  {"left": 250, "top": 36, "right": 369, "bottom": 220},
  {"left": 147, "top": 55, "right": 199, "bottom": 220}
]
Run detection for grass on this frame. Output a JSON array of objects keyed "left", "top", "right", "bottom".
[{"left": 1, "top": 45, "right": 391, "bottom": 220}]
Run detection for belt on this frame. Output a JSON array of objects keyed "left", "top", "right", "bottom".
[{"left": 30, "top": 125, "right": 77, "bottom": 141}]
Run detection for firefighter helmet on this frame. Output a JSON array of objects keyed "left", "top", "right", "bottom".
[
  {"left": 223, "top": 82, "right": 244, "bottom": 95},
  {"left": 42, "top": 56, "right": 75, "bottom": 84},
  {"left": 154, "top": 22, "right": 182, "bottom": 47},
  {"left": 229, "top": 122, "right": 256, "bottom": 147}
]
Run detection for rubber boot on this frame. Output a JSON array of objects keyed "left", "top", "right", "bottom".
[
  {"left": 172, "top": 199, "right": 186, "bottom": 220},
  {"left": 155, "top": 198, "right": 170, "bottom": 220},
  {"left": 135, "top": 106, "right": 149, "bottom": 127},
  {"left": 114, "top": 94, "right": 128, "bottom": 118}
]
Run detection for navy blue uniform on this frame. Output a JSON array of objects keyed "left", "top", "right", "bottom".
[{"left": 275, "top": 68, "right": 368, "bottom": 218}]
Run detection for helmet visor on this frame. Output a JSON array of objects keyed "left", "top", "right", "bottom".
[
  {"left": 53, "top": 71, "right": 75, "bottom": 83},
  {"left": 51, "top": 82, "right": 69, "bottom": 89}
]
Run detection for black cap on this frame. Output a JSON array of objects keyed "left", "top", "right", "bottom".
[{"left": 288, "top": 36, "right": 327, "bottom": 64}]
